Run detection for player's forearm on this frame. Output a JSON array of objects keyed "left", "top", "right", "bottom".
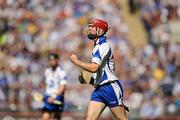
[
  {"left": 74, "top": 60, "right": 98, "bottom": 72},
  {"left": 56, "top": 85, "right": 66, "bottom": 95}
]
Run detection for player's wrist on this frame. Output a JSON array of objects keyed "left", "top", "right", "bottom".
[
  {"left": 51, "top": 94, "right": 57, "bottom": 99},
  {"left": 47, "top": 97, "right": 55, "bottom": 103},
  {"left": 74, "top": 59, "right": 80, "bottom": 66}
]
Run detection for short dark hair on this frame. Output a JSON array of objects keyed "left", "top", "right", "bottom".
[{"left": 48, "top": 53, "right": 59, "bottom": 60}]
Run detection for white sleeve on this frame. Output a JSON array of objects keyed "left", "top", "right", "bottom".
[
  {"left": 59, "top": 70, "right": 67, "bottom": 85},
  {"left": 44, "top": 69, "right": 48, "bottom": 83},
  {"left": 92, "top": 44, "right": 110, "bottom": 65}
]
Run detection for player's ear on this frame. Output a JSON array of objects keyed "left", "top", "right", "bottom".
[{"left": 97, "top": 27, "right": 104, "bottom": 36}]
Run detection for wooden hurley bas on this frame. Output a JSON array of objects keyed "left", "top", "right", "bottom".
[{"left": 78, "top": 70, "right": 94, "bottom": 84}]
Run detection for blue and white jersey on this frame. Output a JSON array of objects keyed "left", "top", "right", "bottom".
[
  {"left": 45, "top": 66, "right": 67, "bottom": 96},
  {"left": 92, "top": 36, "right": 118, "bottom": 85}
]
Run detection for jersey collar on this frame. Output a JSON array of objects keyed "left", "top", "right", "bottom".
[{"left": 95, "top": 36, "right": 107, "bottom": 45}]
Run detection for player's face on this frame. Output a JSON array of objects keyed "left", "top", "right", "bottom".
[
  {"left": 88, "top": 25, "right": 96, "bottom": 35},
  {"left": 87, "top": 24, "right": 97, "bottom": 40},
  {"left": 49, "top": 59, "right": 58, "bottom": 67}
]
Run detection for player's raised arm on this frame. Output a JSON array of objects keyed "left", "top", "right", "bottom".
[{"left": 70, "top": 54, "right": 99, "bottom": 73}]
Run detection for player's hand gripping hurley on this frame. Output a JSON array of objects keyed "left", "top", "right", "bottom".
[{"left": 32, "top": 92, "right": 62, "bottom": 105}]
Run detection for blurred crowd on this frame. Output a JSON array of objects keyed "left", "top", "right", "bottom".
[
  {"left": 0, "top": 0, "right": 179, "bottom": 119},
  {"left": 126, "top": 0, "right": 180, "bottom": 118}
]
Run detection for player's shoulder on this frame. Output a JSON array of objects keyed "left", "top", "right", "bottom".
[
  {"left": 45, "top": 67, "right": 51, "bottom": 74},
  {"left": 57, "top": 66, "right": 64, "bottom": 71},
  {"left": 57, "top": 66, "right": 66, "bottom": 73},
  {"left": 57, "top": 66, "right": 67, "bottom": 77},
  {"left": 44, "top": 67, "right": 51, "bottom": 75},
  {"left": 100, "top": 42, "right": 109, "bottom": 47},
  {"left": 99, "top": 42, "right": 110, "bottom": 51}
]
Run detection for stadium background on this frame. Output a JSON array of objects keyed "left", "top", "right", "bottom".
[{"left": 0, "top": 0, "right": 179, "bottom": 119}]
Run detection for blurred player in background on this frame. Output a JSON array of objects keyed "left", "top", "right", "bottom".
[
  {"left": 70, "top": 19, "right": 128, "bottom": 120},
  {"left": 42, "top": 53, "right": 67, "bottom": 120}
]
